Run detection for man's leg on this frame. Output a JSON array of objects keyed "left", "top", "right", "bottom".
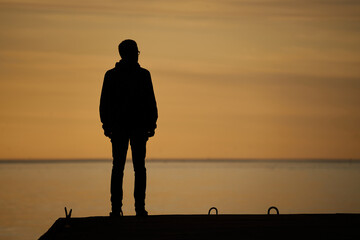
[
  {"left": 130, "top": 132, "right": 148, "bottom": 215},
  {"left": 110, "top": 134, "right": 129, "bottom": 215}
]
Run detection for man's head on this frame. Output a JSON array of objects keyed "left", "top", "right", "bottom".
[{"left": 118, "top": 39, "right": 139, "bottom": 63}]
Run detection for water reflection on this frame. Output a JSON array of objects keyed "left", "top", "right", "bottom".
[{"left": 0, "top": 160, "right": 360, "bottom": 239}]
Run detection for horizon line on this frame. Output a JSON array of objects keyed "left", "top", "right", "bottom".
[{"left": 1, "top": 158, "right": 360, "bottom": 164}]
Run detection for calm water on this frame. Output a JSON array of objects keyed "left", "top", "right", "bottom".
[{"left": 0, "top": 160, "right": 360, "bottom": 240}]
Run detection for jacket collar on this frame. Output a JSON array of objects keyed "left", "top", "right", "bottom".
[{"left": 115, "top": 60, "right": 140, "bottom": 69}]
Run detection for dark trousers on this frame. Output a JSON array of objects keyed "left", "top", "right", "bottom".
[{"left": 110, "top": 130, "right": 148, "bottom": 213}]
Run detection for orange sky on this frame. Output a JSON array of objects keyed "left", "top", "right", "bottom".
[{"left": 0, "top": 0, "right": 360, "bottom": 159}]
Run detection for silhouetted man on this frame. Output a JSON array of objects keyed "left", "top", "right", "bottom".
[{"left": 100, "top": 39, "right": 158, "bottom": 217}]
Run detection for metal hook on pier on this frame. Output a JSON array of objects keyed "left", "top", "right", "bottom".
[
  {"left": 64, "top": 207, "right": 72, "bottom": 228},
  {"left": 208, "top": 207, "right": 218, "bottom": 215},
  {"left": 65, "top": 207, "right": 72, "bottom": 219},
  {"left": 267, "top": 206, "right": 279, "bottom": 215}
]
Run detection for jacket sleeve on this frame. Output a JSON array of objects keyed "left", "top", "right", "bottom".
[
  {"left": 99, "top": 71, "right": 112, "bottom": 132},
  {"left": 145, "top": 71, "right": 158, "bottom": 131}
]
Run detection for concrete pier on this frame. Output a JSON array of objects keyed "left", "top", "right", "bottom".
[{"left": 39, "top": 214, "right": 360, "bottom": 240}]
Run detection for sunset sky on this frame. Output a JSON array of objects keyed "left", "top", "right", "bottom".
[{"left": 0, "top": 0, "right": 359, "bottom": 159}]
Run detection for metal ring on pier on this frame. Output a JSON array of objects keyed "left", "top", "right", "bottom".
[
  {"left": 267, "top": 206, "right": 279, "bottom": 215},
  {"left": 208, "top": 207, "right": 218, "bottom": 215}
]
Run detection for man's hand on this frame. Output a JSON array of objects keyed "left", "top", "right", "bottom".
[
  {"left": 102, "top": 124, "right": 112, "bottom": 138},
  {"left": 146, "top": 130, "right": 155, "bottom": 138},
  {"left": 104, "top": 129, "right": 112, "bottom": 138}
]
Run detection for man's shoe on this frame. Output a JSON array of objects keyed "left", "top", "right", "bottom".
[
  {"left": 109, "top": 209, "right": 123, "bottom": 217},
  {"left": 136, "top": 209, "right": 148, "bottom": 217}
]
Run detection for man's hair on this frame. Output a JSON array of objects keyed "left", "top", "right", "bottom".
[{"left": 118, "top": 39, "right": 138, "bottom": 59}]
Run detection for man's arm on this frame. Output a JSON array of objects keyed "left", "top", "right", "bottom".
[
  {"left": 145, "top": 71, "right": 158, "bottom": 137},
  {"left": 99, "top": 71, "right": 113, "bottom": 138}
]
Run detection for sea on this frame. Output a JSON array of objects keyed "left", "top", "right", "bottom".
[{"left": 0, "top": 159, "right": 360, "bottom": 240}]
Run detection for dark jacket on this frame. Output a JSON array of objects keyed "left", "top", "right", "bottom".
[{"left": 100, "top": 60, "right": 158, "bottom": 134}]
